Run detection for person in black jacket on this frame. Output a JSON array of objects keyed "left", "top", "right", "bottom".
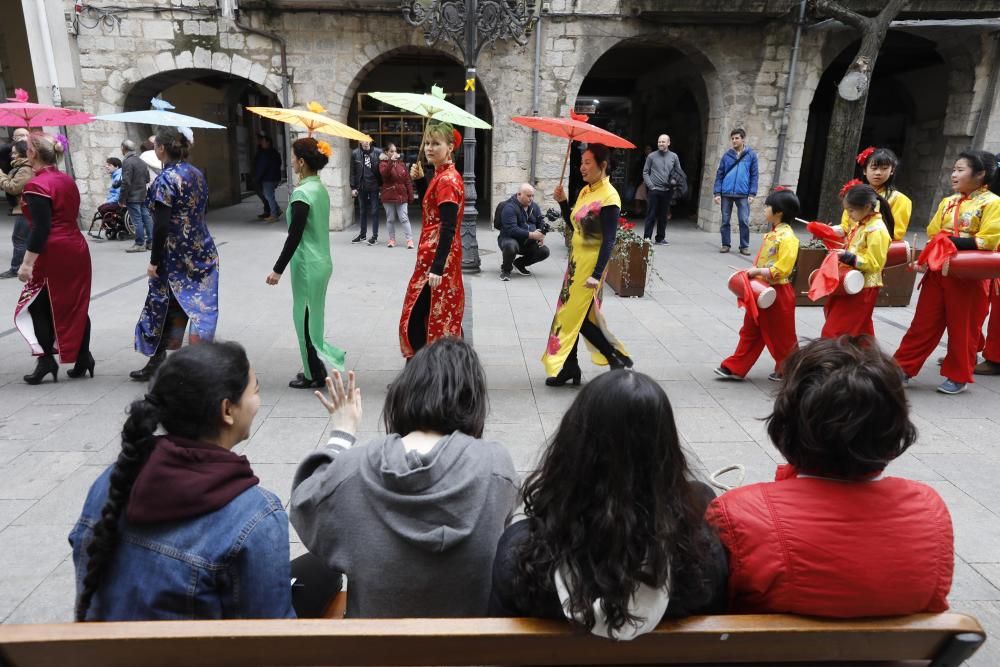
[
  {"left": 350, "top": 140, "right": 383, "bottom": 245},
  {"left": 497, "top": 183, "right": 550, "bottom": 281},
  {"left": 253, "top": 134, "right": 282, "bottom": 222},
  {"left": 488, "top": 370, "right": 728, "bottom": 637}
]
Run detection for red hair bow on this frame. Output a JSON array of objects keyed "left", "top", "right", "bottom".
[
  {"left": 839, "top": 178, "right": 864, "bottom": 198},
  {"left": 452, "top": 128, "right": 462, "bottom": 151},
  {"left": 856, "top": 146, "right": 876, "bottom": 166}
]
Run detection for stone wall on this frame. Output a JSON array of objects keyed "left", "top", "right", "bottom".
[{"left": 66, "top": 1, "right": 1000, "bottom": 235}]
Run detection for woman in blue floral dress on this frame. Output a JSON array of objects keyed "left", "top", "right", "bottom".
[{"left": 130, "top": 127, "right": 220, "bottom": 381}]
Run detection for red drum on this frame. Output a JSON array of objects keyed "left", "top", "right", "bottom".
[
  {"left": 941, "top": 251, "right": 1000, "bottom": 280},
  {"left": 809, "top": 265, "right": 865, "bottom": 296},
  {"left": 886, "top": 240, "right": 911, "bottom": 268},
  {"left": 728, "top": 271, "right": 777, "bottom": 309}
]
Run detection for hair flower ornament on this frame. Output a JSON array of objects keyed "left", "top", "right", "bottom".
[
  {"left": 54, "top": 133, "right": 70, "bottom": 153},
  {"left": 315, "top": 140, "right": 332, "bottom": 158},
  {"left": 839, "top": 178, "right": 864, "bottom": 198},
  {"left": 856, "top": 146, "right": 876, "bottom": 166},
  {"left": 452, "top": 128, "right": 462, "bottom": 151}
]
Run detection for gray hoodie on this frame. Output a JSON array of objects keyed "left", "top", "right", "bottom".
[{"left": 290, "top": 430, "right": 518, "bottom": 618}]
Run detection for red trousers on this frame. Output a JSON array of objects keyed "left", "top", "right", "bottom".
[
  {"left": 894, "top": 271, "right": 990, "bottom": 384},
  {"left": 982, "top": 285, "right": 1000, "bottom": 363},
  {"left": 821, "top": 287, "right": 878, "bottom": 339},
  {"left": 722, "top": 283, "right": 797, "bottom": 377}
]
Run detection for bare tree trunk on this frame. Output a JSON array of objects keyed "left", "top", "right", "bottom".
[{"left": 813, "top": 0, "right": 907, "bottom": 223}]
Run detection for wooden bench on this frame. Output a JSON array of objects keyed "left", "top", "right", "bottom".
[{"left": 0, "top": 613, "right": 985, "bottom": 667}]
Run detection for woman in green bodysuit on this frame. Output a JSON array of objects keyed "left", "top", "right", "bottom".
[{"left": 266, "top": 138, "right": 345, "bottom": 388}]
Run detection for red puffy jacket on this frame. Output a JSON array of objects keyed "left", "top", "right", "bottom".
[
  {"left": 705, "top": 465, "right": 953, "bottom": 618},
  {"left": 379, "top": 159, "right": 414, "bottom": 205}
]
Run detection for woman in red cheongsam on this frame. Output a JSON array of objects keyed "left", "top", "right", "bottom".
[
  {"left": 15, "top": 133, "right": 93, "bottom": 384},
  {"left": 399, "top": 122, "right": 465, "bottom": 358}
]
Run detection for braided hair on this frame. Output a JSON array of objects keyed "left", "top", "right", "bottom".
[{"left": 75, "top": 341, "right": 251, "bottom": 621}]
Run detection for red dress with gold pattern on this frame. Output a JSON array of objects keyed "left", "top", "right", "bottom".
[
  {"left": 398, "top": 162, "right": 465, "bottom": 358},
  {"left": 14, "top": 166, "right": 92, "bottom": 363}
]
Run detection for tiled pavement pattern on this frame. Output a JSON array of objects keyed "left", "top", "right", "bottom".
[{"left": 0, "top": 198, "right": 997, "bottom": 664}]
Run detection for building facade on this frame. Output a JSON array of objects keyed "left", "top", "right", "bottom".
[{"left": 4, "top": 0, "right": 1000, "bottom": 232}]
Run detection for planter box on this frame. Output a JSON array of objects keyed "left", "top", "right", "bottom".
[
  {"left": 606, "top": 243, "right": 650, "bottom": 297},
  {"left": 791, "top": 247, "right": 916, "bottom": 307}
]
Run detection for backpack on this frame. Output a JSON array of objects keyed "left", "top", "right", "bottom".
[{"left": 493, "top": 199, "right": 509, "bottom": 231}]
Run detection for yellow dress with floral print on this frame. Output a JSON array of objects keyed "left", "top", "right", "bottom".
[{"left": 542, "top": 177, "right": 628, "bottom": 376}]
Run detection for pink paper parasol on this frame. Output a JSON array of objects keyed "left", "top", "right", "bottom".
[{"left": 0, "top": 89, "right": 93, "bottom": 128}]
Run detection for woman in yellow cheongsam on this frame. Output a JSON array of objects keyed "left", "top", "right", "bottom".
[{"left": 542, "top": 144, "right": 631, "bottom": 386}]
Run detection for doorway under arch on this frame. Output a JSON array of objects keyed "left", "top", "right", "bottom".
[
  {"left": 346, "top": 47, "right": 494, "bottom": 207},
  {"left": 574, "top": 39, "right": 715, "bottom": 219},
  {"left": 123, "top": 68, "right": 283, "bottom": 208},
  {"left": 796, "top": 32, "right": 948, "bottom": 220}
]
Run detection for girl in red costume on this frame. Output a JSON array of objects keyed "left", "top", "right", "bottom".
[
  {"left": 715, "top": 188, "right": 800, "bottom": 382},
  {"left": 820, "top": 183, "right": 891, "bottom": 339},
  {"left": 14, "top": 133, "right": 94, "bottom": 384},
  {"left": 894, "top": 150, "right": 1000, "bottom": 394},
  {"left": 399, "top": 122, "right": 465, "bottom": 358}
]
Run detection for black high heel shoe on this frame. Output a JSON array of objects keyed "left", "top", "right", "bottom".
[
  {"left": 607, "top": 350, "right": 634, "bottom": 371},
  {"left": 129, "top": 350, "right": 165, "bottom": 382},
  {"left": 66, "top": 352, "right": 95, "bottom": 379},
  {"left": 24, "top": 355, "right": 58, "bottom": 385},
  {"left": 545, "top": 363, "right": 582, "bottom": 387}
]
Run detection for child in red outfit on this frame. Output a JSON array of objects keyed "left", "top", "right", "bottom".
[{"left": 716, "top": 189, "right": 800, "bottom": 382}]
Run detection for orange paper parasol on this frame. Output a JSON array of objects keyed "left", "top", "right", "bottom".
[{"left": 511, "top": 111, "right": 635, "bottom": 185}]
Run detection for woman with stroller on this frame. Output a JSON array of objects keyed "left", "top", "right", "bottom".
[
  {"left": 13, "top": 133, "right": 94, "bottom": 383},
  {"left": 130, "top": 127, "right": 220, "bottom": 382}
]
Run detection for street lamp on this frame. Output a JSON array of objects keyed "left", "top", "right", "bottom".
[{"left": 401, "top": 0, "right": 538, "bottom": 273}]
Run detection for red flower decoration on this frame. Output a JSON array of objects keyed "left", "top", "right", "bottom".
[
  {"left": 856, "top": 146, "right": 876, "bottom": 166},
  {"left": 452, "top": 128, "right": 462, "bottom": 151},
  {"left": 570, "top": 110, "right": 589, "bottom": 122},
  {"left": 839, "top": 178, "right": 864, "bottom": 198},
  {"left": 773, "top": 185, "right": 788, "bottom": 192}
]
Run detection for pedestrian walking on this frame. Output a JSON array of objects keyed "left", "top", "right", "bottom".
[
  {"left": 14, "top": 133, "right": 94, "bottom": 383},
  {"left": 350, "top": 139, "right": 383, "bottom": 245},
  {"left": 130, "top": 127, "right": 220, "bottom": 381},
  {"left": 265, "top": 138, "right": 346, "bottom": 388},
  {"left": 642, "top": 134, "right": 685, "bottom": 245}
]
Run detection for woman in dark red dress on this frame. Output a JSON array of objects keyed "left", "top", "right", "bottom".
[
  {"left": 398, "top": 122, "right": 465, "bottom": 358},
  {"left": 15, "top": 133, "right": 93, "bottom": 384}
]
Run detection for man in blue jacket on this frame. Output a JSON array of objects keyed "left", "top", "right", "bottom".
[
  {"left": 497, "top": 183, "right": 549, "bottom": 281},
  {"left": 713, "top": 128, "right": 758, "bottom": 255}
]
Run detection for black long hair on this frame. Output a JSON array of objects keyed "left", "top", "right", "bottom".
[
  {"left": 957, "top": 149, "right": 998, "bottom": 191},
  {"left": 75, "top": 342, "right": 252, "bottom": 622},
  {"left": 843, "top": 183, "right": 896, "bottom": 238},
  {"left": 513, "top": 371, "right": 709, "bottom": 635},
  {"left": 859, "top": 147, "right": 900, "bottom": 199}
]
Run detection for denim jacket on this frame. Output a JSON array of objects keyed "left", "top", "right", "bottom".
[{"left": 69, "top": 467, "right": 295, "bottom": 620}]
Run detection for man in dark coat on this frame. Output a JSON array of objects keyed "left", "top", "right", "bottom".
[{"left": 254, "top": 134, "right": 283, "bottom": 221}]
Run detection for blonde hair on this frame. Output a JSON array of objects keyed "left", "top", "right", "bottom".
[{"left": 28, "top": 133, "right": 65, "bottom": 165}]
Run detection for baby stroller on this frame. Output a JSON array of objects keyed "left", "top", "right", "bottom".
[{"left": 88, "top": 203, "right": 134, "bottom": 240}]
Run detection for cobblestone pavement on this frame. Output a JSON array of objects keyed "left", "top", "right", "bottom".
[{"left": 0, "top": 198, "right": 997, "bottom": 663}]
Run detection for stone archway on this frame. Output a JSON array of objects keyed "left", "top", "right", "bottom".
[
  {"left": 117, "top": 68, "right": 282, "bottom": 209},
  {"left": 796, "top": 32, "right": 948, "bottom": 222},
  {"left": 567, "top": 33, "right": 724, "bottom": 228},
  {"left": 77, "top": 52, "right": 282, "bottom": 216}
]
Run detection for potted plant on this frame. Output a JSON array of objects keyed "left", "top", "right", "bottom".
[{"left": 605, "top": 217, "right": 653, "bottom": 297}]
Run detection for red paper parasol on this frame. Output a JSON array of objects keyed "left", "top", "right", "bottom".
[
  {"left": 511, "top": 111, "right": 636, "bottom": 185},
  {"left": 0, "top": 89, "right": 93, "bottom": 128}
]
